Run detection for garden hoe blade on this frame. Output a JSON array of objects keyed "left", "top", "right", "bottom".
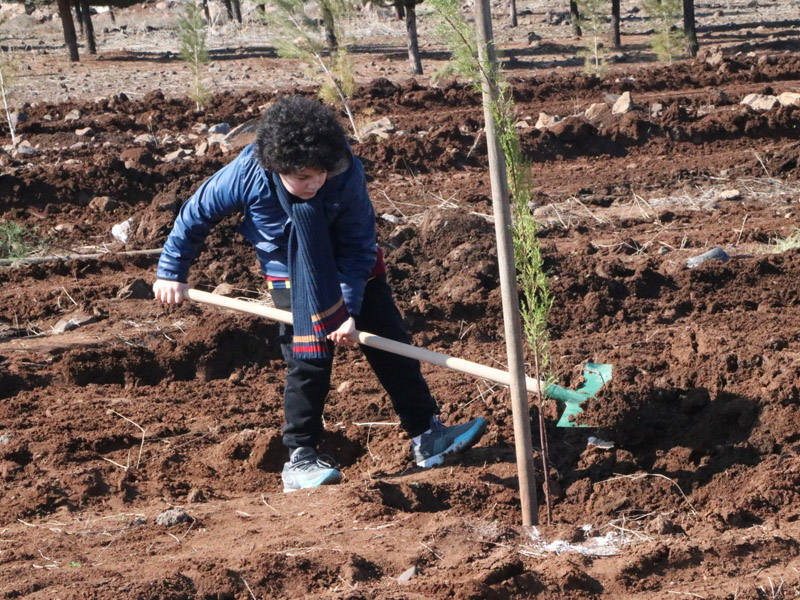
[{"left": 547, "top": 363, "right": 613, "bottom": 428}]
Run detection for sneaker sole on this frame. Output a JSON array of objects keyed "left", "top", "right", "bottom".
[
  {"left": 283, "top": 469, "right": 342, "bottom": 493},
  {"left": 416, "top": 417, "right": 487, "bottom": 469}
]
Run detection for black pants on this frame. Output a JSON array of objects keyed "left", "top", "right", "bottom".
[{"left": 271, "top": 275, "right": 438, "bottom": 450}]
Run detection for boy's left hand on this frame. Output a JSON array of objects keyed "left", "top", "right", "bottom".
[{"left": 327, "top": 317, "right": 358, "bottom": 346}]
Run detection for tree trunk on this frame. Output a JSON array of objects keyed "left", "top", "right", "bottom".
[
  {"left": 394, "top": 1, "right": 405, "bottom": 20},
  {"left": 569, "top": 0, "right": 582, "bottom": 37},
  {"left": 109, "top": 8, "right": 115, "bottom": 23},
  {"left": 320, "top": 2, "right": 338, "bottom": 52},
  {"left": 73, "top": 0, "right": 84, "bottom": 37},
  {"left": 79, "top": 0, "right": 96, "bottom": 54},
  {"left": 611, "top": 0, "right": 621, "bottom": 48},
  {"left": 510, "top": 0, "right": 517, "bottom": 27},
  {"left": 405, "top": 1, "right": 423, "bottom": 75},
  {"left": 232, "top": 0, "right": 242, "bottom": 24},
  {"left": 202, "top": 0, "right": 211, "bottom": 24},
  {"left": 57, "top": 0, "right": 80, "bottom": 61},
  {"left": 683, "top": 0, "right": 699, "bottom": 56},
  {"left": 223, "top": 0, "right": 233, "bottom": 20}
]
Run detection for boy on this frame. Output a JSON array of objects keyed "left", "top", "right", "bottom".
[{"left": 153, "top": 95, "right": 486, "bottom": 492}]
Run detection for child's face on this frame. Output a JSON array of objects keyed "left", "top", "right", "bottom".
[{"left": 279, "top": 168, "right": 328, "bottom": 200}]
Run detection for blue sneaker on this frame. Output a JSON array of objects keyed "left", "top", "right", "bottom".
[
  {"left": 411, "top": 416, "right": 487, "bottom": 468},
  {"left": 282, "top": 447, "right": 342, "bottom": 493}
]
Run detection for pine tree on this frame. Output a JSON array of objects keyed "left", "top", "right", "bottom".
[
  {"left": 643, "top": 0, "right": 688, "bottom": 63},
  {"left": 178, "top": 0, "right": 211, "bottom": 111},
  {"left": 575, "top": 0, "right": 609, "bottom": 75},
  {"left": 259, "top": 0, "right": 358, "bottom": 137}
]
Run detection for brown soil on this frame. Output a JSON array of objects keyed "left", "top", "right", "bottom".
[{"left": 2, "top": 1, "right": 800, "bottom": 599}]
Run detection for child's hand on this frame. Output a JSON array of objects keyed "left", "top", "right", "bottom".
[
  {"left": 327, "top": 317, "right": 357, "bottom": 346},
  {"left": 153, "top": 279, "right": 188, "bottom": 305}
]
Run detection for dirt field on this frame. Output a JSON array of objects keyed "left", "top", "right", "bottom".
[{"left": 2, "top": 0, "right": 800, "bottom": 598}]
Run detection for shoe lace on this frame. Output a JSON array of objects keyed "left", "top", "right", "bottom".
[{"left": 294, "top": 453, "right": 338, "bottom": 471}]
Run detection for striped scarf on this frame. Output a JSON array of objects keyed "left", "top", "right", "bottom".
[{"left": 271, "top": 173, "right": 349, "bottom": 359}]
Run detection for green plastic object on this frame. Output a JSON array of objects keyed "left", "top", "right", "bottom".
[{"left": 546, "top": 363, "right": 613, "bottom": 428}]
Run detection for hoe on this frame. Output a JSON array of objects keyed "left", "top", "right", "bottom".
[{"left": 184, "top": 288, "right": 612, "bottom": 427}]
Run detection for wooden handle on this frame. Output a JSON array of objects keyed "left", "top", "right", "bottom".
[{"left": 183, "top": 288, "right": 546, "bottom": 395}]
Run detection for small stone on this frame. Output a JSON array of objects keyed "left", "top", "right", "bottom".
[
  {"left": 75, "top": 127, "right": 94, "bottom": 137},
  {"left": 89, "top": 196, "right": 119, "bottom": 212},
  {"left": 584, "top": 102, "right": 609, "bottom": 120},
  {"left": 612, "top": 91, "right": 635, "bottom": 114},
  {"left": 64, "top": 109, "right": 81, "bottom": 121},
  {"left": 387, "top": 225, "right": 416, "bottom": 248},
  {"left": 397, "top": 566, "right": 417, "bottom": 584},
  {"left": 778, "top": 92, "right": 800, "bottom": 107},
  {"left": 155, "top": 508, "right": 192, "bottom": 526},
  {"left": 0, "top": 433, "right": 13, "bottom": 445},
  {"left": 209, "top": 123, "right": 231, "bottom": 135},
  {"left": 134, "top": 133, "right": 157, "bottom": 145},
  {"left": 741, "top": 93, "right": 779, "bottom": 111},
  {"left": 650, "top": 102, "right": 664, "bottom": 118},
  {"left": 717, "top": 189, "right": 742, "bottom": 201},
  {"left": 163, "top": 148, "right": 189, "bottom": 162},
  {"left": 212, "top": 282, "right": 235, "bottom": 296},
  {"left": 535, "top": 112, "right": 561, "bottom": 129}
]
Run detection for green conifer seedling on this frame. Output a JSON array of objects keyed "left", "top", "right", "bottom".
[
  {"left": 178, "top": 0, "right": 211, "bottom": 112},
  {"left": 259, "top": 0, "right": 359, "bottom": 138},
  {"left": 642, "top": 0, "right": 687, "bottom": 63}
]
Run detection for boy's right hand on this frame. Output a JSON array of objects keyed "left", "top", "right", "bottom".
[{"left": 153, "top": 279, "right": 188, "bottom": 305}]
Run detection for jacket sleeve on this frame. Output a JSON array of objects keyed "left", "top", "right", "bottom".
[
  {"left": 156, "top": 154, "right": 248, "bottom": 283},
  {"left": 333, "top": 157, "right": 378, "bottom": 316}
]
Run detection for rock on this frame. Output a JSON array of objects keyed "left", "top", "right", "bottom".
[
  {"left": 362, "top": 116, "right": 396, "bottom": 139},
  {"left": 53, "top": 223, "right": 75, "bottom": 233},
  {"left": 697, "top": 104, "right": 716, "bottom": 117},
  {"left": 602, "top": 93, "right": 620, "bottom": 105},
  {"left": 717, "top": 189, "right": 742, "bottom": 201},
  {"left": 387, "top": 225, "right": 416, "bottom": 248},
  {"left": 111, "top": 217, "right": 134, "bottom": 243},
  {"left": 117, "top": 278, "right": 154, "bottom": 300},
  {"left": 381, "top": 213, "right": 403, "bottom": 224},
  {"left": 741, "top": 93, "right": 779, "bottom": 111},
  {"left": 211, "top": 283, "right": 235, "bottom": 296},
  {"left": 778, "top": 92, "right": 800, "bottom": 107},
  {"left": 52, "top": 312, "right": 99, "bottom": 334},
  {"left": 397, "top": 566, "right": 417, "bottom": 584},
  {"left": 155, "top": 508, "right": 192, "bottom": 526},
  {"left": 612, "top": 91, "right": 636, "bottom": 114},
  {"left": 650, "top": 102, "right": 664, "bottom": 118},
  {"left": 584, "top": 102, "right": 609, "bottom": 120},
  {"left": 75, "top": 127, "right": 94, "bottom": 137},
  {"left": 192, "top": 122, "right": 209, "bottom": 134},
  {"left": 686, "top": 247, "right": 730, "bottom": 269},
  {"left": 14, "top": 142, "right": 38, "bottom": 157},
  {"left": 133, "top": 133, "right": 157, "bottom": 145},
  {"left": 89, "top": 196, "right": 119, "bottom": 212},
  {"left": 163, "top": 148, "right": 189, "bottom": 162},
  {"left": 195, "top": 140, "right": 209, "bottom": 156},
  {"left": 208, "top": 122, "right": 231, "bottom": 135},
  {"left": 10, "top": 111, "right": 28, "bottom": 128},
  {"left": 699, "top": 46, "right": 725, "bottom": 66},
  {"left": 0, "top": 433, "right": 13, "bottom": 445},
  {"left": 535, "top": 112, "right": 561, "bottom": 130},
  {"left": 64, "top": 109, "right": 81, "bottom": 121},
  {"left": 69, "top": 142, "right": 86, "bottom": 151}
]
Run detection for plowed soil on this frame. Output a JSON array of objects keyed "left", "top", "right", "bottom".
[{"left": 2, "top": 1, "right": 800, "bottom": 598}]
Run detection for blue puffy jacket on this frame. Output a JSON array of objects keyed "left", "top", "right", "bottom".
[{"left": 156, "top": 144, "right": 378, "bottom": 315}]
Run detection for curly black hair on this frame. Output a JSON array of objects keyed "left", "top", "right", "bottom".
[{"left": 255, "top": 96, "right": 349, "bottom": 174}]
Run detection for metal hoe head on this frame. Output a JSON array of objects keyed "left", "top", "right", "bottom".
[{"left": 547, "top": 363, "right": 613, "bottom": 428}]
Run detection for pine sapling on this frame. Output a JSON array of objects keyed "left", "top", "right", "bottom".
[
  {"left": 575, "top": 0, "right": 610, "bottom": 75},
  {"left": 430, "top": 0, "right": 555, "bottom": 522},
  {"left": 178, "top": 0, "right": 211, "bottom": 111},
  {"left": 259, "top": 0, "right": 358, "bottom": 139},
  {"left": 642, "top": 0, "right": 687, "bottom": 63}
]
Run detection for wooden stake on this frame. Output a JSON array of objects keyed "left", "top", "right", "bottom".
[{"left": 472, "top": 0, "right": 539, "bottom": 527}]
